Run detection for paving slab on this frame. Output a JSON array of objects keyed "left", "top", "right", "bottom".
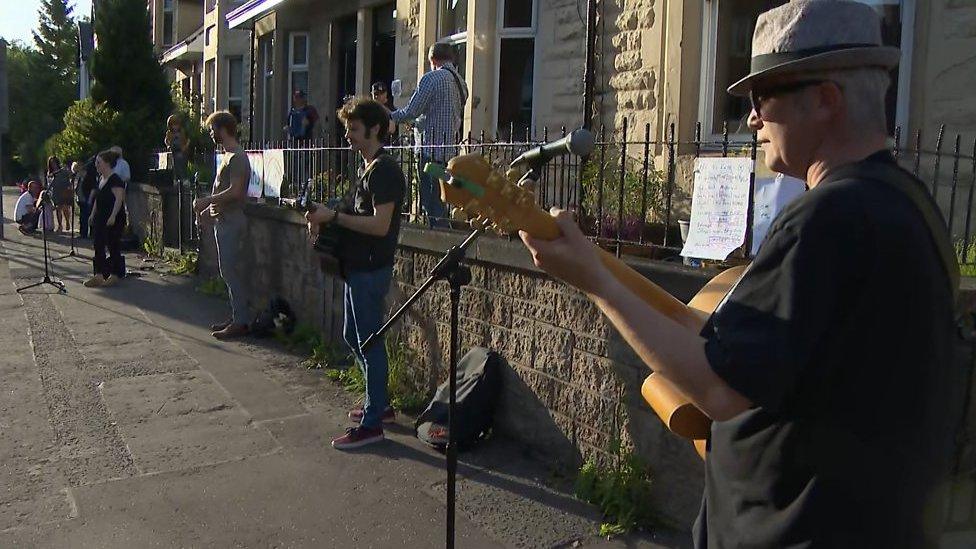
[
  {"left": 100, "top": 371, "right": 280, "bottom": 474},
  {"left": 0, "top": 451, "right": 504, "bottom": 549}
]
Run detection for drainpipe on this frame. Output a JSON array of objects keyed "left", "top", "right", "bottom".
[
  {"left": 581, "top": 0, "right": 597, "bottom": 131},
  {"left": 247, "top": 22, "right": 256, "bottom": 144}
]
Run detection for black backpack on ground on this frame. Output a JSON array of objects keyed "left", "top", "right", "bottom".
[
  {"left": 415, "top": 347, "right": 503, "bottom": 451},
  {"left": 250, "top": 296, "right": 296, "bottom": 338}
]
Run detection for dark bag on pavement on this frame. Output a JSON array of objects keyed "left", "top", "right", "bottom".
[
  {"left": 249, "top": 296, "right": 296, "bottom": 338},
  {"left": 415, "top": 347, "right": 503, "bottom": 451}
]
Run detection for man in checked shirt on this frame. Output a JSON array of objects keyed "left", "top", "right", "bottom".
[{"left": 390, "top": 42, "right": 469, "bottom": 228}]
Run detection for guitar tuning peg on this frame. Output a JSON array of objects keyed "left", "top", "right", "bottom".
[{"left": 469, "top": 215, "right": 488, "bottom": 229}]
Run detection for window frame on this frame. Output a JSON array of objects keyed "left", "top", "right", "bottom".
[
  {"left": 492, "top": 0, "right": 539, "bottom": 139},
  {"left": 288, "top": 31, "right": 310, "bottom": 100},
  {"left": 162, "top": 0, "right": 175, "bottom": 47},
  {"left": 205, "top": 59, "right": 217, "bottom": 115},
  {"left": 436, "top": 0, "right": 468, "bottom": 78},
  {"left": 227, "top": 56, "right": 244, "bottom": 121},
  {"left": 260, "top": 34, "right": 274, "bottom": 141},
  {"left": 697, "top": 0, "right": 916, "bottom": 139}
]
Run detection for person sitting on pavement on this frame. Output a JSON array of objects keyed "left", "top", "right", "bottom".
[
  {"left": 84, "top": 150, "right": 127, "bottom": 288},
  {"left": 15, "top": 181, "right": 44, "bottom": 234}
]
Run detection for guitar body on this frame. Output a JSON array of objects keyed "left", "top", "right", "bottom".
[
  {"left": 430, "top": 154, "right": 747, "bottom": 460},
  {"left": 642, "top": 264, "right": 745, "bottom": 456}
]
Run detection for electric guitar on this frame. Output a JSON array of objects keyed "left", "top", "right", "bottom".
[{"left": 426, "top": 154, "right": 746, "bottom": 458}]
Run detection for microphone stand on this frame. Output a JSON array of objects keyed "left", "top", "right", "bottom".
[
  {"left": 360, "top": 228, "right": 481, "bottom": 549},
  {"left": 53, "top": 194, "right": 86, "bottom": 262},
  {"left": 18, "top": 197, "right": 67, "bottom": 294}
]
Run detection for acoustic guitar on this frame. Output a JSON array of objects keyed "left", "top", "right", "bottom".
[{"left": 426, "top": 154, "right": 746, "bottom": 458}]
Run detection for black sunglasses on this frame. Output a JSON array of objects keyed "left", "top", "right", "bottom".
[{"left": 750, "top": 79, "right": 829, "bottom": 119}]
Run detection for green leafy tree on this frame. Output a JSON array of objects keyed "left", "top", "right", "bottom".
[
  {"left": 4, "top": 1, "right": 79, "bottom": 176},
  {"left": 5, "top": 43, "right": 47, "bottom": 178},
  {"left": 33, "top": 0, "right": 78, "bottom": 82},
  {"left": 47, "top": 99, "right": 122, "bottom": 163},
  {"left": 90, "top": 0, "right": 172, "bottom": 178}
]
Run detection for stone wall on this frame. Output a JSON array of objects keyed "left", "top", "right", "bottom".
[
  {"left": 192, "top": 201, "right": 712, "bottom": 526},
  {"left": 125, "top": 184, "right": 165, "bottom": 248},
  {"left": 128, "top": 184, "right": 976, "bottom": 529}
]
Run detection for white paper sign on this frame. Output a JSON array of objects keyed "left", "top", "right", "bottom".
[
  {"left": 263, "top": 149, "right": 284, "bottom": 198},
  {"left": 681, "top": 157, "right": 753, "bottom": 261},
  {"left": 246, "top": 151, "right": 264, "bottom": 198},
  {"left": 751, "top": 173, "right": 806, "bottom": 255}
]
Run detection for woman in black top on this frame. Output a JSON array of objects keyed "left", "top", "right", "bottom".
[{"left": 84, "top": 150, "right": 127, "bottom": 288}]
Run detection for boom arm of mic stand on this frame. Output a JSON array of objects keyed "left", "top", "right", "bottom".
[{"left": 359, "top": 228, "right": 482, "bottom": 353}]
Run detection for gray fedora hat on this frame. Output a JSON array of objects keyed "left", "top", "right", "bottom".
[{"left": 728, "top": 0, "right": 900, "bottom": 97}]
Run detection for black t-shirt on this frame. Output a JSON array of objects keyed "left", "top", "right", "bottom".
[
  {"left": 93, "top": 173, "right": 127, "bottom": 227},
  {"left": 694, "top": 152, "right": 957, "bottom": 548},
  {"left": 338, "top": 150, "right": 405, "bottom": 272},
  {"left": 81, "top": 156, "right": 98, "bottom": 198}
]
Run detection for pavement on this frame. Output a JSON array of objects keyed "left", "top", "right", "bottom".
[{"left": 0, "top": 186, "right": 688, "bottom": 549}]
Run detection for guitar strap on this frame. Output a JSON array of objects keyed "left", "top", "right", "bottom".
[{"left": 827, "top": 159, "right": 959, "bottom": 301}]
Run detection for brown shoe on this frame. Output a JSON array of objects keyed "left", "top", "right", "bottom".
[
  {"left": 212, "top": 323, "right": 249, "bottom": 340},
  {"left": 210, "top": 319, "right": 232, "bottom": 331}
]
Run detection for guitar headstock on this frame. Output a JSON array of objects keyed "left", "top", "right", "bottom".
[{"left": 424, "top": 154, "right": 560, "bottom": 240}]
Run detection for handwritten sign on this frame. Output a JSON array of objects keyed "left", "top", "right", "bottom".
[
  {"left": 681, "top": 157, "right": 753, "bottom": 261},
  {"left": 246, "top": 151, "right": 264, "bottom": 198},
  {"left": 263, "top": 149, "right": 284, "bottom": 198}
]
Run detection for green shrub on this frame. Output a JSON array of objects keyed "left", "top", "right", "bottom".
[
  {"left": 579, "top": 149, "right": 667, "bottom": 227},
  {"left": 387, "top": 338, "right": 429, "bottom": 413},
  {"left": 575, "top": 447, "right": 655, "bottom": 536},
  {"left": 163, "top": 251, "right": 198, "bottom": 275},
  {"left": 196, "top": 277, "right": 228, "bottom": 300},
  {"left": 47, "top": 99, "right": 122, "bottom": 164},
  {"left": 141, "top": 225, "right": 163, "bottom": 257}
]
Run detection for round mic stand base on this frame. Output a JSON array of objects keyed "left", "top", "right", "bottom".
[{"left": 18, "top": 200, "right": 67, "bottom": 294}]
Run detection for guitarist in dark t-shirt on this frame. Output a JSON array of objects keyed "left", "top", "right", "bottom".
[
  {"left": 518, "top": 2, "right": 959, "bottom": 547},
  {"left": 305, "top": 97, "right": 405, "bottom": 450}
]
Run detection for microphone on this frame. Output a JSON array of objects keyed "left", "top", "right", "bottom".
[{"left": 510, "top": 129, "right": 595, "bottom": 169}]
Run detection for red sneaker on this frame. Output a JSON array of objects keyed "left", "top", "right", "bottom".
[
  {"left": 347, "top": 406, "right": 396, "bottom": 424},
  {"left": 331, "top": 426, "right": 384, "bottom": 450}
]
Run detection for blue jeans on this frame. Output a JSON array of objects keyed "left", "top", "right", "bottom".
[
  {"left": 343, "top": 265, "right": 394, "bottom": 428},
  {"left": 418, "top": 155, "right": 449, "bottom": 228}
]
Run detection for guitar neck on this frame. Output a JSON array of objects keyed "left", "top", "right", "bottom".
[{"left": 521, "top": 202, "right": 702, "bottom": 332}]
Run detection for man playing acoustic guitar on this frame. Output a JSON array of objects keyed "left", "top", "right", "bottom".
[
  {"left": 305, "top": 98, "right": 406, "bottom": 450},
  {"left": 520, "top": 2, "right": 958, "bottom": 546}
]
